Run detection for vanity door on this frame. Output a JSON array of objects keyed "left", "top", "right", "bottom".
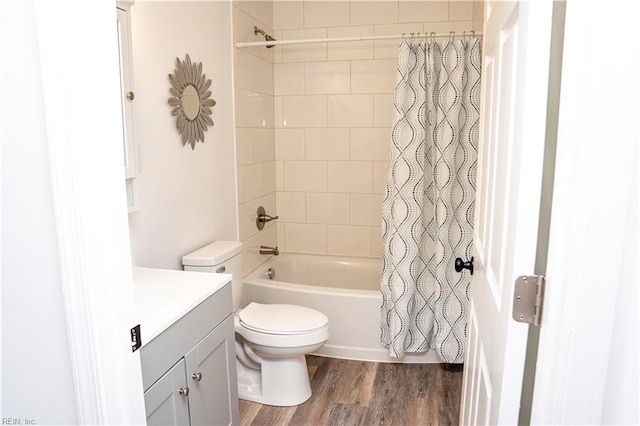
[
  {"left": 185, "top": 316, "right": 239, "bottom": 426},
  {"left": 144, "top": 359, "right": 191, "bottom": 426}
]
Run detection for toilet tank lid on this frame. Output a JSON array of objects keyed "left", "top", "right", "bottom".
[{"left": 182, "top": 241, "right": 243, "bottom": 267}]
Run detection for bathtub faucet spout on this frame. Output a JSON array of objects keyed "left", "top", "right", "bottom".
[{"left": 259, "top": 245, "right": 279, "bottom": 256}]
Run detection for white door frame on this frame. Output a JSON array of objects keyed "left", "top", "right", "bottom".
[{"left": 33, "top": 0, "right": 146, "bottom": 423}]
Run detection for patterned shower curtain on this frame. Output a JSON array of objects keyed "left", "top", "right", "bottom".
[{"left": 380, "top": 38, "right": 481, "bottom": 363}]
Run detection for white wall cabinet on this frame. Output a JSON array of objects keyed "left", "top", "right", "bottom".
[
  {"left": 116, "top": 1, "right": 138, "bottom": 210},
  {"left": 139, "top": 278, "right": 239, "bottom": 426}
]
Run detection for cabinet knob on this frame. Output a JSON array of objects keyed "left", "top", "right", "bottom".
[
  {"left": 178, "top": 387, "right": 189, "bottom": 397},
  {"left": 192, "top": 372, "right": 202, "bottom": 382},
  {"left": 127, "top": 91, "right": 135, "bottom": 101}
]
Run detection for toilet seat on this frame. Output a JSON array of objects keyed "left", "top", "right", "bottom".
[
  {"left": 239, "top": 302, "right": 328, "bottom": 335},
  {"left": 235, "top": 303, "right": 329, "bottom": 348}
]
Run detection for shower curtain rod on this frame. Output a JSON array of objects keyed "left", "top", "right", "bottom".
[{"left": 235, "top": 31, "right": 482, "bottom": 48}]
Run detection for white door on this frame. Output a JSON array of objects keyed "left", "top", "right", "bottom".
[
  {"left": 460, "top": 1, "right": 555, "bottom": 424},
  {"left": 530, "top": 1, "right": 640, "bottom": 424}
]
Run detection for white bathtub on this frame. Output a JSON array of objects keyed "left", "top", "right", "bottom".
[{"left": 242, "top": 254, "right": 439, "bottom": 363}]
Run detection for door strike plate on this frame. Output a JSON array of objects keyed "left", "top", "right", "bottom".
[{"left": 131, "top": 324, "right": 142, "bottom": 352}]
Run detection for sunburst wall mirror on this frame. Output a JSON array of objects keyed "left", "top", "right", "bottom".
[{"left": 168, "top": 54, "right": 216, "bottom": 149}]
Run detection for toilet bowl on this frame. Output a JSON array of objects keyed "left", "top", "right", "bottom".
[{"left": 182, "top": 241, "right": 330, "bottom": 406}]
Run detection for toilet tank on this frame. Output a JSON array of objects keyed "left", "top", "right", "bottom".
[{"left": 182, "top": 241, "right": 243, "bottom": 310}]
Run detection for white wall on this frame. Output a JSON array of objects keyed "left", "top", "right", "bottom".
[{"left": 128, "top": 1, "right": 238, "bottom": 270}]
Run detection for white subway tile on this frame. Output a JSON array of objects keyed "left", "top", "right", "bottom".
[
  {"left": 235, "top": 89, "right": 243, "bottom": 127},
  {"left": 399, "top": 1, "right": 449, "bottom": 23},
  {"left": 328, "top": 94, "right": 374, "bottom": 127},
  {"left": 263, "top": 161, "right": 276, "bottom": 194},
  {"left": 242, "top": 224, "right": 278, "bottom": 275},
  {"left": 423, "top": 20, "right": 475, "bottom": 34},
  {"left": 351, "top": 193, "right": 384, "bottom": 226},
  {"left": 285, "top": 223, "right": 328, "bottom": 254},
  {"left": 262, "top": 94, "right": 275, "bottom": 128},
  {"left": 350, "top": 1, "right": 399, "bottom": 25},
  {"left": 305, "top": 61, "right": 351, "bottom": 95},
  {"left": 275, "top": 63, "right": 305, "bottom": 96},
  {"left": 306, "top": 128, "right": 350, "bottom": 160},
  {"left": 236, "top": 127, "right": 253, "bottom": 165},
  {"left": 350, "top": 128, "right": 391, "bottom": 161},
  {"left": 373, "top": 161, "right": 389, "bottom": 194},
  {"left": 449, "top": 1, "right": 474, "bottom": 21},
  {"left": 277, "top": 191, "right": 306, "bottom": 222},
  {"left": 252, "top": 128, "right": 275, "bottom": 162},
  {"left": 234, "top": 1, "right": 273, "bottom": 33},
  {"left": 306, "top": 192, "right": 350, "bottom": 224},
  {"left": 277, "top": 222, "right": 286, "bottom": 252},
  {"left": 234, "top": 49, "right": 274, "bottom": 94},
  {"left": 303, "top": 1, "right": 350, "bottom": 28},
  {"left": 274, "top": 96, "right": 283, "bottom": 128},
  {"left": 283, "top": 95, "right": 328, "bottom": 128},
  {"left": 328, "top": 161, "right": 373, "bottom": 193},
  {"left": 374, "top": 93, "right": 394, "bottom": 128},
  {"left": 237, "top": 166, "right": 246, "bottom": 204},
  {"left": 241, "top": 91, "right": 268, "bottom": 128},
  {"left": 238, "top": 193, "right": 276, "bottom": 241},
  {"left": 275, "top": 129, "right": 306, "bottom": 160},
  {"left": 243, "top": 163, "right": 265, "bottom": 201},
  {"left": 328, "top": 225, "right": 371, "bottom": 257},
  {"left": 351, "top": 59, "right": 397, "bottom": 94},
  {"left": 275, "top": 160, "right": 284, "bottom": 191},
  {"left": 273, "top": 1, "right": 303, "bottom": 30},
  {"left": 371, "top": 226, "right": 383, "bottom": 258},
  {"left": 327, "top": 25, "right": 375, "bottom": 61},
  {"left": 281, "top": 28, "right": 327, "bottom": 63},
  {"left": 284, "top": 160, "right": 328, "bottom": 192}
]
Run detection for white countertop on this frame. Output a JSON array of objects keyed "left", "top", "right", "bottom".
[{"left": 133, "top": 266, "right": 231, "bottom": 345}]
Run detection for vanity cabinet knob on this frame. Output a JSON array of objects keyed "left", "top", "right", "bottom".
[
  {"left": 127, "top": 91, "right": 135, "bottom": 101},
  {"left": 192, "top": 372, "right": 202, "bottom": 382},
  {"left": 179, "top": 387, "right": 189, "bottom": 397}
]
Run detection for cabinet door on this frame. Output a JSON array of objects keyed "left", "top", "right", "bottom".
[
  {"left": 144, "top": 359, "right": 191, "bottom": 426},
  {"left": 185, "top": 316, "right": 240, "bottom": 426},
  {"left": 116, "top": 6, "right": 136, "bottom": 179}
]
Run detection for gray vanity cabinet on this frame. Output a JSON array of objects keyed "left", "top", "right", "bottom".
[{"left": 140, "top": 279, "right": 239, "bottom": 426}]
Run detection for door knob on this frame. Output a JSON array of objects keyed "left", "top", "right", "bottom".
[
  {"left": 192, "top": 372, "right": 202, "bottom": 382},
  {"left": 454, "top": 257, "right": 474, "bottom": 275},
  {"left": 179, "top": 387, "right": 189, "bottom": 397}
]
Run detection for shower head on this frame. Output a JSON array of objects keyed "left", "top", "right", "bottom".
[{"left": 254, "top": 26, "right": 276, "bottom": 48}]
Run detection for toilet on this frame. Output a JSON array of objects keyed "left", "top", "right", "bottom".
[{"left": 182, "top": 241, "right": 329, "bottom": 406}]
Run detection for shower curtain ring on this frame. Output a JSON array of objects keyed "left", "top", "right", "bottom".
[{"left": 450, "top": 31, "right": 455, "bottom": 41}]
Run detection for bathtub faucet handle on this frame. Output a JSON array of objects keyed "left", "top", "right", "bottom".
[
  {"left": 256, "top": 206, "right": 279, "bottom": 230},
  {"left": 259, "top": 245, "right": 279, "bottom": 256}
]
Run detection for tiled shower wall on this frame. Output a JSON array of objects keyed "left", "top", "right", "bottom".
[
  {"left": 233, "top": 1, "right": 483, "bottom": 271},
  {"left": 272, "top": 1, "right": 483, "bottom": 258},
  {"left": 233, "top": 1, "right": 277, "bottom": 275}
]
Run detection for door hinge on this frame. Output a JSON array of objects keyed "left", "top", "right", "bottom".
[
  {"left": 131, "top": 324, "right": 142, "bottom": 352},
  {"left": 512, "top": 275, "right": 545, "bottom": 326}
]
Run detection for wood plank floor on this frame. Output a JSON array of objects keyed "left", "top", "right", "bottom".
[{"left": 239, "top": 355, "right": 464, "bottom": 426}]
